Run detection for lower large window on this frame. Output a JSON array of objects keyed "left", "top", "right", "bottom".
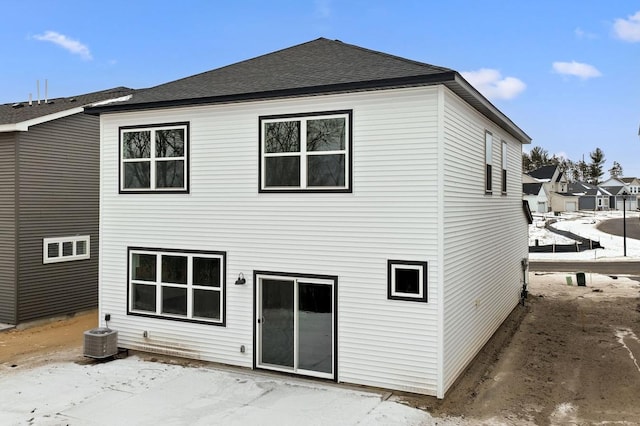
[{"left": 128, "top": 248, "right": 226, "bottom": 325}]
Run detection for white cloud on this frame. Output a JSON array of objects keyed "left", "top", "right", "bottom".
[
  {"left": 461, "top": 68, "right": 526, "bottom": 100},
  {"left": 314, "top": 0, "right": 331, "bottom": 18},
  {"left": 613, "top": 11, "right": 640, "bottom": 42},
  {"left": 33, "top": 31, "right": 92, "bottom": 60},
  {"left": 574, "top": 27, "right": 598, "bottom": 40},
  {"left": 552, "top": 61, "right": 602, "bottom": 79}
]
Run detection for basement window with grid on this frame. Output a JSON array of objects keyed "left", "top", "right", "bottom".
[
  {"left": 128, "top": 248, "right": 226, "bottom": 325},
  {"left": 120, "top": 123, "right": 189, "bottom": 193},
  {"left": 43, "top": 235, "right": 90, "bottom": 264},
  {"left": 259, "top": 110, "right": 352, "bottom": 192}
]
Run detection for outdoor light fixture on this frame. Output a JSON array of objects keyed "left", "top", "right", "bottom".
[
  {"left": 235, "top": 272, "right": 246, "bottom": 285},
  {"left": 622, "top": 191, "right": 628, "bottom": 257}
]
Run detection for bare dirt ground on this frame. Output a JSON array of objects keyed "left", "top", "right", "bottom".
[
  {"left": 424, "top": 273, "right": 640, "bottom": 425},
  {"left": 0, "top": 310, "right": 97, "bottom": 368},
  {"left": 2, "top": 275, "right": 640, "bottom": 425}
]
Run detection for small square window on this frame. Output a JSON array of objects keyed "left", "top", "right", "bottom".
[{"left": 388, "top": 260, "right": 427, "bottom": 302}]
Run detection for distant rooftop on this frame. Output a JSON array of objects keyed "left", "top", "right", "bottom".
[{"left": 0, "top": 87, "right": 133, "bottom": 126}]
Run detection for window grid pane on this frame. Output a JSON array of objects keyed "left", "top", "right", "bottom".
[
  {"left": 261, "top": 112, "right": 350, "bottom": 191},
  {"left": 43, "top": 236, "right": 90, "bottom": 264},
  {"left": 120, "top": 124, "right": 188, "bottom": 192},
  {"left": 129, "top": 249, "right": 224, "bottom": 324}
]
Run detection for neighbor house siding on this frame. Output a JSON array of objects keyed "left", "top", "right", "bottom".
[
  {"left": 16, "top": 113, "right": 99, "bottom": 322},
  {"left": 0, "top": 133, "right": 17, "bottom": 324},
  {"left": 441, "top": 88, "right": 527, "bottom": 395},
  {"left": 100, "top": 87, "right": 442, "bottom": 394}
]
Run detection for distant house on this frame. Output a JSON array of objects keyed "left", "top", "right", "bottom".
[
  {"left": 601, "top": 177, "right": 639, "bottom": 210},
  {"left": 567, "top": 181, "right": 612, "bottom": 211},
  {"left": 0, "top": 87, "right": 132, "bottom": 325},
  {"left": 523, "top": 182, "right": 548, "bottom": 213},
  {"left": 86, "top": 38, "right": 531, "bottom": 397},
  {"left": 524, "top": 165, "right": 579, "bottom": 212},
  {"left": 620, "top": 177, "right": 640, "bottom": 195}
]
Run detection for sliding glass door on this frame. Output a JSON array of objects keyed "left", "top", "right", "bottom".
[{"left": 257, "top": 274, "right": 335, "bottom": 379}]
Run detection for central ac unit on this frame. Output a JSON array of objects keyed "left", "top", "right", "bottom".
[{"left": 83, "top": 327, "right": 118, "bottom": 359}]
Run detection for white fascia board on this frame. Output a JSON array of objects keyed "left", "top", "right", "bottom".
[{"left": 0, "top": 106, "right": 85, "bottom": 132}]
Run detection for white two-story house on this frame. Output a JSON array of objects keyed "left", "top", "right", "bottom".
[{"left": 88, "top": 38, "right": 531, "bottom": 398}]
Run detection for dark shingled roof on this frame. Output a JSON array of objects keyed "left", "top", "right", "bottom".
[
  {"left": 568, "top": 181, "right": 599, "bottom": 196},
  {"left": 523, "top": 182, "right": 544, "bottom": 195},
  {"left": 0, "top": 87, "right": 132, "bottom": 126},
  {"left": 85, "top": 38, "right": 531, "bottom": 144},
  {"left": 528, "top": 165, "right": 558, "bottom": 181}
]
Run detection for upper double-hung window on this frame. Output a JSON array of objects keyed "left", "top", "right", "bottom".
[
  {"left": 120, "top": 122, "right": 189, "bottom": 193},
  {"left": 259, "top": 110, "right": 352, "bottom": 192}
]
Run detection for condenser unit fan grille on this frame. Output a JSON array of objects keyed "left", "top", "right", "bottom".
[{"left": 83, "top": 328, "right": 118, "bottom": 358}]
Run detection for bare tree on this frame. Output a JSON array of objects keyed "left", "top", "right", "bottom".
[{"left": 608, "top": 161, "right": 623, "bottom": 179}]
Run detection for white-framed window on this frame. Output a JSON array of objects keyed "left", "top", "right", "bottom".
[
  {"left": 43, "top": 235, "right": 90, "bottom": 264},
  {"left": 120, "top": 122, "right": 189, "bottom": 193},
  {"left": 485, "top": 131, "right": 493, "bottom": 194},
  {"left": 128, "top": 248, "right": 225, "bottom": 325},
  {"left": 259, "top": 110, "right": 352, "bottom": 192},
  {"left": 501, "top": 140, "right": 507, "bottom": 194},
  {"left": 387, "top": 260, "right": 428, "bottom": 302}
]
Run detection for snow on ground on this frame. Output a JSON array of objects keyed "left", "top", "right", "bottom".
[
  {"left": 528, "top": 211, "right": 640, "bottom": 261},
  {"left": 0, "top": 356, "right": 469, "bottom": 426}
]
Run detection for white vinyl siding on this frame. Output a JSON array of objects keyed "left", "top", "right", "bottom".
[
  {"left": 99, "top": 87, "right": 441, "bottom": 395},
  {"left": 441, "top": 87, "right": 527, "bottom": 396}
]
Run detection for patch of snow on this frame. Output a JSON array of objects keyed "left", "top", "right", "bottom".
[
  {"left": 529, "top": 211, "right": 640, "bottom": 260},
  {"left": 615, "top": 328, "right": 640, "bottom": 375},
  {"left": 90, "top": 94, "right": 132, "bottom": 107}
]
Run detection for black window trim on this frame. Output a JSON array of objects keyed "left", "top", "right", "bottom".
[
  {"left": 252, "top": 269, "right": 339, "bottom": 381},
  {"left": 118, "top": 121, "right": 191, "bottom": 194},
  {"left": 387, "top": 259, "right": 428, "bottom": 303},
  {"left": 501, "top": 139, "right": 508, "bottom": 195},
  {"left": 126, "top": 246, "right": 226, "bottom": 326},
  {"left": 485, "top": 130, "right": 492, "bottom": 195},
  {"left": 258, "top": 109, "right": 353, "bottom": 194}
]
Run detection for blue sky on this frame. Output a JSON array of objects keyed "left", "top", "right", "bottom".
[{"left": 2, "top": 1, "right": 639, "bottom": 177}]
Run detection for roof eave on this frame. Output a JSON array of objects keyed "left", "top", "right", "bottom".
[
  {"left": 446, "top": 73, "right": 531, "bottom": 145},
  {"left": 0, "top": 106, "right": 85, "bottom": 132},
  {"left": 85, "top": 71, "right": 532, "bottom": 146},
  {"left": 85, "top": 72, "right": 459, "bottom": 116}
]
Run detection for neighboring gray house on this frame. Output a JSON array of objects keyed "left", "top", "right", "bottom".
[
  {"left": 567, "top": 181, "right": 611, "bottom": 211},
  {"left": 87, "top": 38, "right": 531, "bottom": 397},
  {"left": 601, "top": 177, "right": 639, "bottom": 211},
  {"left": 0, "top": 87, "right": 132, "bottom": 325}
]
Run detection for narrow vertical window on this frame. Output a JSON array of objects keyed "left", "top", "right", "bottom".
[
  {"left": 501, "top": 140, "right": 507, "bottom": 194},
  {"left": 485, "top": 131, "right": 493, "bottom": 193}
]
